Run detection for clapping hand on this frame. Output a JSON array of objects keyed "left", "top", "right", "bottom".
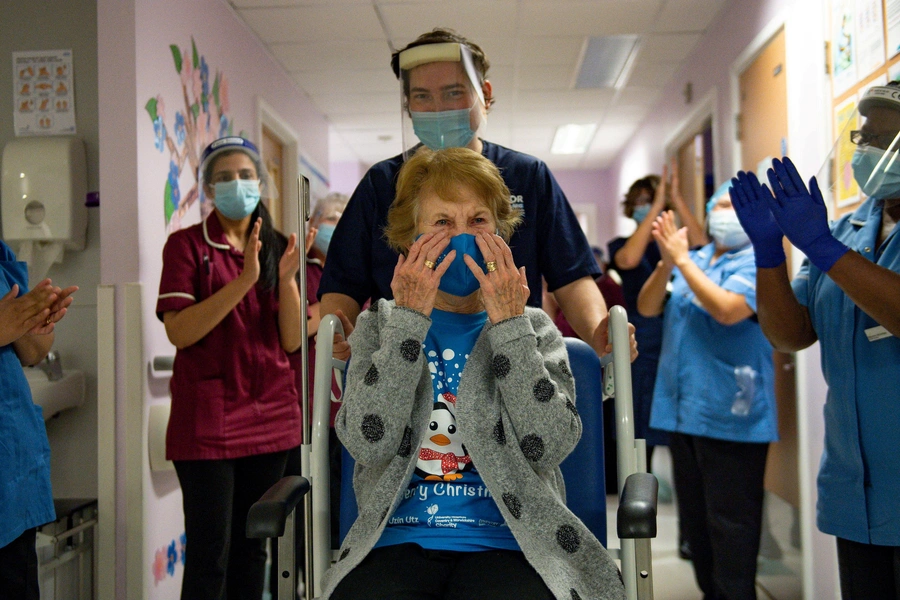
[
  {"left": 766, "top": 157, "right": 849, "bottom": 272},
  {"left": 651, "top": 210, "right": 689, "bottom": 269},
  {"left": 729, "top": 171, "right": 786, "bottom": 268}
]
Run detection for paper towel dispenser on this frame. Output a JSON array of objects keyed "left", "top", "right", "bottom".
[{"left": 1, "top": 137, "right": 88, "bottom": 280}]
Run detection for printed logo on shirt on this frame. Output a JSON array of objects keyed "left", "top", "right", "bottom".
[{"left": 510, "top": 195, "right": 524, "bottom": 211}]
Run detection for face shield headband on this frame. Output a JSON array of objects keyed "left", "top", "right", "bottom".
[{"left": 394, "top": 42, "right": 487, "bottom": 160}]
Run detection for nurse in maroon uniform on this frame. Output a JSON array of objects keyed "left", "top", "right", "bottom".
[{"left": 156, "top": 137, "right": 303, "bottom": 600}]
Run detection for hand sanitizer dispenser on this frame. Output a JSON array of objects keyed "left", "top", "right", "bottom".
[{"left": 1, "top": 137, "right": 87, "bottom": 281}]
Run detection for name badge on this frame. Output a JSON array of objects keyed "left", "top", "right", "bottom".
[{"left": 865, "top": 325, "right": 893, "bottom": 342}]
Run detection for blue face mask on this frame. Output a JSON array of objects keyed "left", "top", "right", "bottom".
[
  {"left": 851, "top": 146, "right": 900, "bottom": 199},
  {"left": 410, "top": 108, "right": 477, "bottom": 150},
  {"left": 214, "top": 179, "right": 260, "bottom": 220},
  {"left": 708, "top": 209, "right": 750, "bottom": 249},
  {"left": 313, "top": 223, "right": 335, "bottom": 255},
  {"left": 632, "top": 204, "right": 651, "bottom": 224},
  {"left": 435, "top": 233, "right": 486, "bottom": 297}
]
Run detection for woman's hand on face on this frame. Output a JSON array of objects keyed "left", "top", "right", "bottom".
[
  {"left": 391, "top": 231, "right": 453, "bottom": 317},
  {"left": 241, "top": 218, "right": 262, "bottom": 286},
  {"left": 279, "top": 232, "right": 301, "bottom": 283},
  {"left": 468, "top": 232, "right": 528, "bottom": 324},
  {"left": 651, "top": 210, "right": 689, "bottom": 268}
]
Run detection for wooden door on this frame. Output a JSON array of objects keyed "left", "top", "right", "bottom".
[
  {"left": 738, "top": 27, "right": 799, "bottom": 507},
  {"left": 262, "top": 126, "right": 285, "bottom": 231}
]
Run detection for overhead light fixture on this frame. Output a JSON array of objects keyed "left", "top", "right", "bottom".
[
  {"left": 575, "top": 35, "right": 640, "bottom": 89},
  {"left": 551, "top": 123, "right": 597, "bottom": 154}
]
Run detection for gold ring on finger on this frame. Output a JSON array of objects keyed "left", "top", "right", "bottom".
[
  {"left": 424, "top": 259, "right": 436, "bottom": 270},
  {"left": 486, "top": 261, "right": 498, "bottom": 273}
]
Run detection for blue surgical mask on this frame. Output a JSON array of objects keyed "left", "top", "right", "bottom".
[
  {"left": 214, "top": 179, "right": 260, "bottom": 220},
  {"left": 313, "top": 223, "right": 335, "bottom": 255},
  {"left": 632, "top": 205, "right": 651, "bottom": 224},
  {"left": 708, "top": 209, "right": 750, "bottom": 249},
  {"left": 435, "top": 233, "right": 486, "bottom": 297},
  {"left": 851, "top": 146, "right": 900, "bottom": 199},
  {"left": 411, "top": 108, "right": 476, "bottom": 150}
]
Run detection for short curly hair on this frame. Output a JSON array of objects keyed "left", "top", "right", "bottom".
[
  {"left": 384, "top": 147, "right": 522, "bottom": 253},
  {"left": 622, "top": 175, "right": 660, "bottom": 218}
]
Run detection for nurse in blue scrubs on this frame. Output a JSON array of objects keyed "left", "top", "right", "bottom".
[
  {"left": 0, "top": 239, "right": 77, "bottom": 599},
  {"left": 730, "top": 83, "right": 900, "bottom": 600},
  {"left": 637, "top": 191, "right": 777, "bottom": 600}
]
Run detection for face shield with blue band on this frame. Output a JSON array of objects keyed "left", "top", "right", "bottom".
[{"left": 392, "top": 42, "right": 489, "bottom": 161}]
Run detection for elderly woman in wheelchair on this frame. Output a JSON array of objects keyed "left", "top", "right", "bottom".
[{"left": 322, "top": 147, "right": 626, "bottom": 600}]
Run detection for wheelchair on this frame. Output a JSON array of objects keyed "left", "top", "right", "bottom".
[{"left": 248, "top": 305, "right": 658, "bottom": 600}]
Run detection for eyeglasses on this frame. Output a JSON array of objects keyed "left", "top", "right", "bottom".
[{"left": 850, "top": 130, "right": 900, "bottom": 149}]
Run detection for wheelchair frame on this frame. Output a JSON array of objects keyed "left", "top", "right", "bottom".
[{"left": 248, "top": 305, "right": 657, "bottom": 600}]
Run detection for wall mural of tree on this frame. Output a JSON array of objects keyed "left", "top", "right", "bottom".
[{"left": 145, "top": 37, "right": 240, "bottom": 233}]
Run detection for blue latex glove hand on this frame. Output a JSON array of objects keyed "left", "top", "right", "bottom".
[
  {"left": 729, "top": 171, "right": 786, "bottom": 268},
  {"left": 766, "top": 157, "right": 849, "bottom": 272}
]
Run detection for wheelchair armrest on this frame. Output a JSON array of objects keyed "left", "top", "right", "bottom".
[
  {"left": 616, "top": 472, "right": 658, "bottom": 539},
  {"left": 246, "top": 475, "right": 311, "bottom": 539}
]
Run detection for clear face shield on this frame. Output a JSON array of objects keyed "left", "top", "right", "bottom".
[
  {"left": 817, "top": 85, "right": 900, "bottom": 210},
  {"left": 197, "top": 136, "right": 271, "bottom": 220},
  {"left": 394, "top": 42, "right": 488, "bottom": 161}
]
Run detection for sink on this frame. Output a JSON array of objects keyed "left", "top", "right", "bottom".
[{"left": 24, "top": 368, "right": 85, "bottom": 420}]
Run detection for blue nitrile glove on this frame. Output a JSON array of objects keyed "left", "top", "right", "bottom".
[
  {"left": 765, "top": 157, "right": 849, "bottom": 272},
  {"left": 729, "top": 171, "right": 786, "bottom": 268}
]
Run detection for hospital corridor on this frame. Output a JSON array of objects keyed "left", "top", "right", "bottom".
[{"left": 1, "top": 0, "right": 897, "bottom": 598}]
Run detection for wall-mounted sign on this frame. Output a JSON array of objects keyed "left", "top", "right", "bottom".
[{"left": 13, "top": 49, "right": 76, "bottom": 136}]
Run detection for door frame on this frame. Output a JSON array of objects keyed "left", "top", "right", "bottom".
[
  {"left": 664, "top": 87, "right": 718, "bottom": 177},
  {"left": 256, "top": 98, "right": 301, "bottom": 236}
]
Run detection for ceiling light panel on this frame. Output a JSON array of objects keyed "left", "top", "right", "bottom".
[{"left": 575, "top": 35, "right": 640, "bottom": 89}]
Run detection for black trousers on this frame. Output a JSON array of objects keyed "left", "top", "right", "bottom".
[
  {"left": 330, "top": 542, "right": 554, "bottom": 600},
  {"left": 669, "top": 432, "right": 769, "bottom": 600},
  {"left": 837, "top": 537, "right": 900, "bottom": 599},
  {"left": 174, "top": 450, "right": 290, "bottom": 600},
  {"left": 0, "top": 527, "right": 39, "bottom": 600}
]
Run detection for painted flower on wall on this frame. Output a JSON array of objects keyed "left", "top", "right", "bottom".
[{"left": 145, "top": 37, "right": 235, "bottom": 232}]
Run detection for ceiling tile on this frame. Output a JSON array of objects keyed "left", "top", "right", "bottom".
[
  {"left": 377, "top": 1, "right": 519, "bottom": 43},
  {"left": 653, "top": 0, "right": 728, "bottom": 33},
  {"left": 271, "top": 40, "right": 392, "bottom": 71},
  {"left": 518, "top": 0, "right": 664, "bottom": 37},
  {"left": 237, "top": 4, "right": 384, "bottom": 44},
  {"left": 637, "top": 33, "right": 703, "bottom": 62}
]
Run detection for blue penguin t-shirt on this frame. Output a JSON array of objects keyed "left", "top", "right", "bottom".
[{"left": 375, "top": 308, "right": 520, "bottom": 552}]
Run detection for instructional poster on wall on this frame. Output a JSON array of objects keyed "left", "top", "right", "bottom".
[
  {"left": 856, "top": 0, "right": 886, "bottom": 76},
  {"left": 887, "top": 0, "right": 900, "bottom": 57},
  {"left": 12, "top": 49, "right": 76, "bottom": 136}
]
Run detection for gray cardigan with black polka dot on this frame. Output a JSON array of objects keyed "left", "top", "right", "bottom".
[{"left": 322, "top": 300, "right": 626, "bottom": 599}]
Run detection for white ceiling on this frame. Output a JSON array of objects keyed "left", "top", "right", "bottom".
[{"left": 229, "top": 0, "right": 729, "bottom": 171}]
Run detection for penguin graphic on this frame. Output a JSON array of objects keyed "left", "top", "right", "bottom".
[{"left": 415, "top": 402, "right": 472, "bottom": 481}]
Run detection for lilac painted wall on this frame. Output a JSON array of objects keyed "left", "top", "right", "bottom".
[
  {"left": 329, "top": 159, "right": 368, "bottom": 196},
  {"left": 552, "top": 168, "right": 620, "bottom": 248},
  {"left": 100, "top": 0, "right": 330, "bottom": 596}
]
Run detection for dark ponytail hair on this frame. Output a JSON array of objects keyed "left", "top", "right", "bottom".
[{"left": 254, "top": 201, "right": 286, "bottom": 293}]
